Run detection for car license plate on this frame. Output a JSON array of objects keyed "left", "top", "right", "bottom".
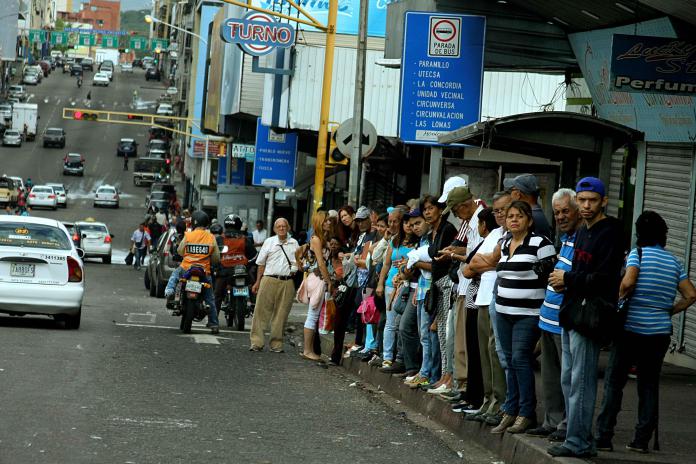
[
  {"left": 11, "top": 263, "right": 35, "bottom": 277},
  {"left": 185, "top": 280, "right": 202, "bottom": 293},
  {"left": 233, "top": 287, "right": 249, "bottom": 297}
]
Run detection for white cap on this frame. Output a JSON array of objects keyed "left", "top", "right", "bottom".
[{"left": 438, "top": 176, "right": 468, "bottom": 203}]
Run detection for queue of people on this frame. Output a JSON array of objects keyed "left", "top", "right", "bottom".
[{"left": 244, "top": 173, "right": 696, "bottom": 458}]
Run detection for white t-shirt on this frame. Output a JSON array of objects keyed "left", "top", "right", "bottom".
[
  {"left": 252, "top": 229, "right": 268, "bottom": 251},
  {"left": 457, "top": 206, "right": 484, "bottom": 296},
  {"left": 474, "top": 227, "right": 505, "bottom": 307}
]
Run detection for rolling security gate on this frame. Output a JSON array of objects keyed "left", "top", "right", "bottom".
[
  {"left": 606, "top": 149, "right": 624, "bottom": 219},
  {"left": 642, "top": 143, "right": 694, "bottom": 356}
]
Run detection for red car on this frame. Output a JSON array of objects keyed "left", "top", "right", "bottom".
[{"left": 38, "top": 61, "right": 51, "bottom": 77}]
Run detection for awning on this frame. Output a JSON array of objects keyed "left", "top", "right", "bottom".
[{"left": 438, "top": 111, "right": 644, "bottom": 160}]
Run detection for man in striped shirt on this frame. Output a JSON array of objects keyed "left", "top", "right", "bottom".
[{"left": 527, "top": 188, "right": 579, "bottom": 441}]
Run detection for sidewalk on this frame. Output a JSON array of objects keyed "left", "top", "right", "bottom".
[{"left": 285, "top": 303, "right": 696, "bottom": 464}]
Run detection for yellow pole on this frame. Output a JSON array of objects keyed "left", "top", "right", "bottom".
[{"left": 312, "top": 0, "right": 338, "bottom": 212}]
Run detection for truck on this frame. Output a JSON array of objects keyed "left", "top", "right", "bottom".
[
  {"left": 95, "top": 48, "right": 120, "bottom": 65},
  {"left": 133, "top": 157, "right": 167, "bottom": 187},
  {"left": 11, "top": 103, "right": 38, "bottom": 141}
]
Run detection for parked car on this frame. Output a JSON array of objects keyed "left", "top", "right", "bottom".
[
  {"left": 2, "top": 129, "right": 22, "bottom": 147},
  {"left": 70, "top": 64, "right": 83, "bottom": 77},
  {"left": 145, "top": 227, "right": 179, "bottom": 297},
  {"left": 46, "top": 183, "right": 68, "bottom": 208},
  {"left": 8, "top": 85, "right": 27, "bottom": 101},
  {"left": 146, "top": 190, "right": 170, "bottom": 213},
  {"left": 93, "top": 184, "right": 119, "bottom": 208},
  {"left": 0, "top": 103, "right": 12, "bottom": 121},
  {"left": 43, "top": 127, "right": 66, "bottom": 148},
  {"left": 74, "top": 220, "right": 112, "bottom": 264},
  {"left": 27, "top": 185, "right": 57, "bottom": 210},
  {"left": 0, "top": 216, "right": 85, "bottom": 329},
  {"left": 120, "top": 62, "right": 133, "bottom": 73},
  {"left": 63, "top": 153, "right": 85, "bottom": 176},
  {"left": 92, "top": 72, "right": 110, "bottom": 86},
  {"left": 145, "top": 67, "right": 161, "bottom": 81},
  {"left": 117, "top": 138, "right": 138, "bottom": 157},
  {"left": 81, "top": 58, "right": 94, "bottom": 71},
  {"left": 156, "top": 103, "right": 173, "bottom": 116},
  {"left": 147, "top": 148, "right": 167, "bottom": 160},
  {"left": 150, "top": 183, "right": 176, "bottom": 196},
  {"left": 148, "top": 126, "right": 171, "bottom": 141},
  {"left": 23, "top": 71, "right": 39, "bottom": 85},
  {"left": 38, "top": 60, "right": 51, "bottom": 76}
]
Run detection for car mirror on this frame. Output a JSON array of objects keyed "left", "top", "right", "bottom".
[{"left": 76, "top": 248, "right": 85, "bottom": 259}]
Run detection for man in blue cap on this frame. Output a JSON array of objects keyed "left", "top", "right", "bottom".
[{"left": 546, "top": 177, "right": 625, "bottom": 458}]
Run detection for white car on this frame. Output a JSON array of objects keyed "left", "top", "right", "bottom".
[
  {"left": 0, "top": 216, "right": 84, "bottom": 329},
  {"left": 46, "top": 183, "right": 68, "bottom": 208},
  {"left": 100, "top": 66, "right": 113, "bottom": 80},
  {"left": 0, "top": 103, "right": 12, "bottom": 121},
  {"left": 28, "top": 185, "right": 58, "bottom": 210},
  {"left": 120, "top": 62, "right": 133, "bottom": 73},
  {"left": 93, "top": 184, "right": 119, "bottom": 208},
  {"left": 156, "top": 103, "right": 173, "bottom": 116},
  {"left": 8, "top": 85, "right": 26, "bottom": 101},
  {"left": 3, "top": 130, "right": 22, "bottom": 147},
  {"left": 92, "top": 72, "right": 110, "bottom": 86},
  {"left": 23, "top": 72, "right": 39, "bottom": 85},
  {"left": 75, "top": 220, "right": 112, "bottom": 264}
]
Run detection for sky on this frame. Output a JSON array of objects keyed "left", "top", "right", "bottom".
[{"left": 115, "top": 0, "right": 151, "bottom": 11}]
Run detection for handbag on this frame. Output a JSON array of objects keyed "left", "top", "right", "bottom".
[
  {"left": 559, "top": 296, "right": 619, "bottom": 343},
  {"left": 124, "top": 251, "right": 134, "bottom": 266},
  {"left": 334, "top": 280, "right": 351, "bottom": 308},
  {"left": 390, "top": 284, "right": 411, "bottom": 315},
  {"left": 318, "top": 293, "right": 336, "bottom": 334},
  {"left": 357, "top": 295, "right": 380, "bottom": 324}
]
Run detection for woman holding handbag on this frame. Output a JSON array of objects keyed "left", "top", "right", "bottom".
[{"left": 595, "top": 211, "right": 696, "bottom": 453}]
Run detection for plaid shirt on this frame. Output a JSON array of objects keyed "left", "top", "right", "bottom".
[{"left": 416, "top": 235, "right": 432, "bottom": 301}]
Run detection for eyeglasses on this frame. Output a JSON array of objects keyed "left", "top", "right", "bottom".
[{"left": 493, "top": 208, "right": 507, "bottom": 215}]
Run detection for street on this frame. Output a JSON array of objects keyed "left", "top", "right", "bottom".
[{"left": 0, "top": 68, "right": 480, "bottom": 464}]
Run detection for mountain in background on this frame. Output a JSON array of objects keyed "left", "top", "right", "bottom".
[
  {"left": 121, "top": 0, "right": 151, "bottom": 11},
  {"left": 121, "top": 9, "right": 150, "bottom": 34}
]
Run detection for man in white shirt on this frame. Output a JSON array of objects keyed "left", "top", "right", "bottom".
[
  {"left": 252, "top": 220, "right": 268, "bottom": 253},
  {"left": 249, "top": 218, "right": 299, "bottom": 353}
]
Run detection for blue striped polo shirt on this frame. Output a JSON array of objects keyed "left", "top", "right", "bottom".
[
  {"left": 624, "top": 245, "right": 686, "bottom": 335},
  {"left": 539, "top": 232, "right": 576, "bottom": 334}
]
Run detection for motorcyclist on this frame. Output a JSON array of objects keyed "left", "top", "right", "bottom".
[
  {"left": 214, "top": 214, "right": 257, "bottom": 311},
  {"left": 26, "top": 177, "right": 33, "bottom": 191},
  {"left": 163, "top": 211, "right": 221, "bottom": 334}
]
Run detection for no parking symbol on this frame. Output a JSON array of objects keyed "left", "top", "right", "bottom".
[{"left": 428, "top": 16, "right": 461, "bottom": 58}]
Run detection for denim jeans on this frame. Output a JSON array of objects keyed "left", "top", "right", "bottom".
[
  {"left": 165, "top": 266, "right": 219, "bottom": 327},
  {"left": 496, "top": 313, "right": 540, "bottom": 418},
  {"left": 417, "top": 299, "right": 435, "bottom": 380},
  {"left": 134, "top": 246, "right": 146, "bottom": 269},
  {"left": 488, "top": 286, "right": 508, "bottom": 369},
  {"left": 398, "top": 289, "right": 420, "bottom": 372},
  {"left": 382, "top": 286, "right": 401, "bottom": 362},
  {"left": 561, "top": 328, "right": 601, "bottom": 455},
  {"left": 595, "top": 331, "right": 670, "bottom": 447}
]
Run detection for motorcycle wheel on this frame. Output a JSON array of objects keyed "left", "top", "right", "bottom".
[
  {"left": 181, "top": 299, "right": 195, "bottom": 334},
  {"left": 235, "top": 297, "right": 245, "bottom": 331},
  {"left": 224, "top": 294, "right": 233, "bottom": 328}
]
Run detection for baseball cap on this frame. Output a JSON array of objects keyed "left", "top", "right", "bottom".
[
  {"left": 504, "top": 174, "right": 539, "bottom": 195},
  {"left": 442, "top": 186, "right": 473, "bottom": 214},
  {"left": 438, "top": 176, "right": 468, "bottom": 203},
  {"left": 576, "top": 177, "right": 606, "bottom": 198},
  {"left": 407, "top": 208, "right": 423, "bottom": 218},
  {"left": 355, "top": 205, "right": 370, "bottom": 220}
]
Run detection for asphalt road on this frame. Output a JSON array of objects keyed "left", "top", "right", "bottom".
[{"left": 0, "top": 69, "right": 482, "bottom": 463}]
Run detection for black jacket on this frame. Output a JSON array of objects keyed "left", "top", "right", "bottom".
[{"left": 428, "top": 217, "right": 457, "bottom": 282}]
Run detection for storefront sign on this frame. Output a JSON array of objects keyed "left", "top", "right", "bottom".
[
  {"left": 611, "top": 34, "right": 696, "bottom": 96},
  {"left": 220, "top": 11, "right": 295, "bottom": 56},
  {"left": 192, "top": 140, "right": 227, "bottom": 158},
  {"left": 252, "top": 118, "right": 298, "bottom": 188},
  {"left": 398, "top": 13, "right": 485, "bottom": 145},
  {"left": 231, "top": 143, "right": 256, "bottom": 162}
]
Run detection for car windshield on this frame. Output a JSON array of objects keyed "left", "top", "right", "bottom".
[
  {"left": 151, "top": 192, "right": 168, "bottom": 200},
  {"left": 0, "top": 105, "right": 11, "bottom": 110},
  {"left": 32, "top": 187, "right": 52, "bottom": 193},
  {"left": 49, "top": 185, "right": 65, "bottom": 193},
  {"left": 0, "top": 179, "right": 12, "bottom": 188},
  {"left": 46, "top": 129, "right": 63, "bottom": 135},
  {"left": 6, "top": 131, "right": 19, "bottom": 137},
  {"left": 10, "top": 86, "right": 21, "bottom": 91},
  {"left": 0, "top": 223, "right": 71, "bottom": 250},
  {"left": 79, "top": 224, "right": 107, "bottom": 233},
  {"left": 98, "top": 188, "right": 116, "bottom": 194}
]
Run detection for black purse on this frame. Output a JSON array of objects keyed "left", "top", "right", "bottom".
[{"left": 559, "top": 296, "right": 619, "bottom": 343}]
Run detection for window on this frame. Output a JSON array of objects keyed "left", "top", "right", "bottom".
[{"left": 0, "top": 223, "right": 71, "bottom": 250}]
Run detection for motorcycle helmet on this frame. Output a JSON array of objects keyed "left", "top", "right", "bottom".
[
  {"left": 191, "top": 211, "right": 210, "bottom": 229},
  {"left": 210, "top": 223, "right": 223, "bottom": 235},
  {"left": 223, "top": 214, "right": 243, "bottom": 231}
]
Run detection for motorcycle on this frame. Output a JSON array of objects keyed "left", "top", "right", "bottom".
[
  {"left": 219, "top": 262, "right": 254, "bottom": 330},
  {"left": 173, "top": 264, "right": 211, "bottom": 333}
]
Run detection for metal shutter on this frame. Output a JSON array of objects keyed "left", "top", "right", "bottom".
[
  {"left": 606, "top": 149, "right": 624, "bottom": 219},
  {"left": 643, "top": 143, "right": 694, "bottom": 356}
]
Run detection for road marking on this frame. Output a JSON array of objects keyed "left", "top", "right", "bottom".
[
  {"left": 187, "top": 334, "right": 222, "bottom": 344},
  {"left": 114, "top": 322, "right": 247, "bottom": 335},
  {"left": 111, "top": 416, "right": 197, "bottom": 429},
  {"left": 126, "top": 312, "right": 156, "bottom": 324}
]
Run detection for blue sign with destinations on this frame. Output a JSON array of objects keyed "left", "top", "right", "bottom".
[
  {"left": 252, "top": 118, "right": 298, "bottom": 188},
  {"left": 398, "top": 12, "right": 485, "bottom": 145},
  {"left": 611, "top": 34, "right": 696, "bottom": 96}
]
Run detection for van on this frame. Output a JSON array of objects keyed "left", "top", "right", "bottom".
[{"left": 0, "top": 177, "right": 19, "bottom": 206}]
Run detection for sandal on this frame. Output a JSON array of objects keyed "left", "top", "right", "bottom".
[{"left": 300, "top": 353, "right": 322, "bottom": 362}]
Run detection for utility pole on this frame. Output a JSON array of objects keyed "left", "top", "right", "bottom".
[{"left": 348, "top": 0, "right": 368, "bottom": 208}]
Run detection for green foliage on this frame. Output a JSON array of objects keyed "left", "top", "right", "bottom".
[{"left": 120, "top": 9, "right": 150, "bottom": 35}]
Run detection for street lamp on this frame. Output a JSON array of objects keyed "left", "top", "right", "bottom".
[{"left": 144, "top": 14, "right": 207, "bottom": 45}]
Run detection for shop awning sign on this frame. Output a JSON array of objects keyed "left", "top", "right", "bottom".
[
  {"left": 611, "top": 34, "right": 696, "bottom": 96},
  {"left": 220, "top": 11, "right": 295, "bottom": 57}
]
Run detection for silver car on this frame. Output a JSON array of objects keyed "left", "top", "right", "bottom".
[
  {"left": 46, "top": 183, "right": 68, "bottom": 208},
  {"left": 27, "top": 185, "right": 58, "bottom": 210},
  {"left": 8, "top": 85, "right": 26, "bottom": 101},
  {"left": 93, "top": 185, "right": 119, "bottom": 208},
  {"left": 23, "top": 72, "right": 39, "bottom": 85},
  {"left": 75, "top": 221, "right": 112, "bottom": 264},
  {"left": 3, "top": 129, "right": 22, "bottom": 147},
  {"left": 0, "top": 216, "right": 85, "bottom": 329}
]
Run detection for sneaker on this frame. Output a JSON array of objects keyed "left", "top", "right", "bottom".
[
  {"left": 484, "top": 412, "right": 503, "bottom": 427},
  {"left": 404, "top": 374, "right": 419, "bottom": 383},
  {"left": 249, "top": 345, "right": 263, "bottom": 352},
  {"left": 360, "top": 351, "right": 375, "bottom": 362},
  {"left": 490, "top": 413, "right": 516, "bottom": 434},
  {"left": 380, "top": 362, "right": 406, "bottom": 374},
  {"left": 451, "top": 402, "right": 476, "bottom": 413},
  {"left": 507, "top": 416, "right": 535, "bottom": 434},
  {"left": 439, "top": 389, "right": 462, "bottom": 400},
  {"left": 526, "top": 426, "right": 555, "bottom": 437},
  {"left": 466, "top": 412, "right": 487, "bottom": 422},
  {"left": 625, "top": 441, "right": 648, "bottom": 454},
  {"left": 596, "top": 438, "right": 613, "bottom": 452},
  {"left": 210, "top": 326, "right": 219, "bottom": 335},
  {"left": 270, "top": 347, "right": 284, "bottom": 353},
  {"left": 368, "top": 355, "right": 383, "bottom": 367},
  {"left": 548, "top": 429, "right": 566, "bottom": 442},
  {"left": 426, "top": 384, "right": 450, "bottom": 394},
  {"left": 380, "top": 360, "right": 393, "bottom": 369},
  {"left": 547, "top": 444, "right": 596, "bottom": 458},
  {"left": 164, "top": 288, "right": 174, "bottom": 298}
]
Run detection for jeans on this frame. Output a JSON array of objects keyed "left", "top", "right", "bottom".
[
  {"left": 398, "top": 289, "right": 419, "bottom": 372},
  {"left": 596, "top": 331, "right": 670, "bottom": 447},
  {"left": 496, "top": 313, "right": 540, "bottom": 418},
  {"left": 134, "top": 246, "right": 146, "bottom": 269},
  {"left": 488, "top": 290, "right": 508, "bottom": 369},
  {"left": 561, "top": 328, "right": 601, "bottom": 455},
  {"left": 540, "top": 330, "right": 566, "bottom": 431},
  {"left": 382, "top": 286, "right": 401, "bottom": 362},
  {"left": 417, "top": 299, "right": 435, "bottom": 380},
  {"left": 165, "top": 267, "right": 219, "bottom": 327},
  {"left": 364, "top": 323, "right": 378, "bottom": 351}
]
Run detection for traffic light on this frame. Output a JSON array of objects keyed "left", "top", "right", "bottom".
[
  {"left": 73, "top": 110, "right": 99, "bottom": 121},
  {"left": 326, "top": 130, "right": 348, "bottom": 166}
]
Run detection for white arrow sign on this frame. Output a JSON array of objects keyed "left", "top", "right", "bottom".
[{"left": 335, "top": 118, "right": 378, "bottom": 158}]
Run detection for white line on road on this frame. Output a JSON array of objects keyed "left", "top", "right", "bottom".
[
  {"left": 187, "top": 334, "right": 222, "bottom": 344},
  {"left": 114, "top": 322, "right": 247, "bottom": 335}
]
